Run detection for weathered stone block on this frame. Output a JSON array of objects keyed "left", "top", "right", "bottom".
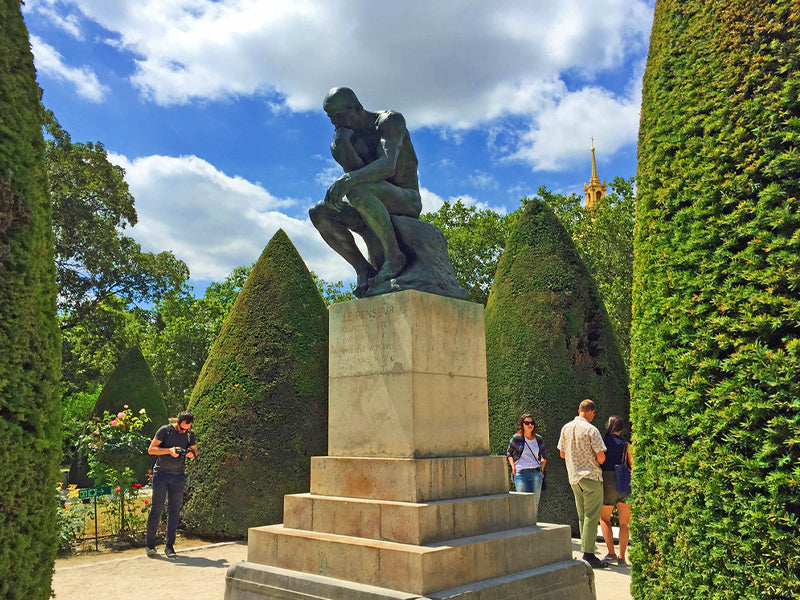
[{"left": 328, "top": 291, "right": 488, "bottom": 458}]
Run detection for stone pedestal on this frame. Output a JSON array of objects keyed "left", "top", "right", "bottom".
[{"left": 225, "top": 291, "right": 595, "bottom": 600}]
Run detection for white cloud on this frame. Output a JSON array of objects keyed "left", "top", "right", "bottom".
[
  {"left": 31, "top": 0, "right": 653, "bottom": 169},
  {"left": 50, "top": 1, "right": 651, "bottom": 124},
  {"left": 24, "top": 0, "right": 84, "bottom": 38},
  {"left": 420, "top": 187, "right": 504, "bottom": 216},
  {"left": 507, "top": 84, "right": 642, "bottom": 171},
  {"left": 109, "top": 152, "right": 353, "bottom": 281},
  {"left": 29, "top": 35, "right": 109, "bottom": 102},
  {"left": 467, "top": 171, "right": 499, "bottom": 190}
]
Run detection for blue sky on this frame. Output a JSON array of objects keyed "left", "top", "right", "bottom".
[{"left": 22, "top": 0, "right": 654, "bottom": 292}]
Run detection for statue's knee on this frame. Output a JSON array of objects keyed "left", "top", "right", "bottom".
[{"left": 309, "top": 203, "right": 325, "bottom": 225}]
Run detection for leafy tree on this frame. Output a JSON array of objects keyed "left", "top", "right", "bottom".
[
  {"left": 310, "top": 270, "right": 356, "bottom": 304},
  {"left": 143, "top": 265, "right": 252, "bottom": 413},
  {"left": 184, "top": 230, "right": 328, "bottom": 538},
  {"left": 60, "top": 295, "right": 148, "bottom": 395},
  {"left": 44, "top": 111, "right": 189, "bottom": 332},
  {"left": 631, "top": 2, "right": 800, "bottom": 598},
  {"left": 485, "top": 199, "right": 629, "bottom": 533},
  {"left": 0, "top": 1, "right": 62, "bottom": 597},
  {"left": 421, "top": 199, "right": 513, "bottom": 305}
]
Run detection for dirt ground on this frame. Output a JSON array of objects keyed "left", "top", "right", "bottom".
[
  {"left": 52, "top": 536, "right": 630, "bottom": 600},
  {"left": 53, "top": 536, "right": 247, "bottom": 600}
]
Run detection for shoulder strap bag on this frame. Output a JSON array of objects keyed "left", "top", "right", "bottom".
[{"left": 614, "top": 442, "right": 632, "bottom": 497}]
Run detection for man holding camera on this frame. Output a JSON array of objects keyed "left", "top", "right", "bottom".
[{"left": 145, "top": 411, "right": 197, "bottom": 558}]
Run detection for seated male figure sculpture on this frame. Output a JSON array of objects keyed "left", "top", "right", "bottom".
[{"left": 309, "top": 87, "right": 422, "bottom": 297}]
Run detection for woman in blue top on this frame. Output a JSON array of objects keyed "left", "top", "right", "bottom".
[
  {"left": 506, "top": 413, "right": 548, "bottom": 512},
  {"left": 599, "top": 415, "right": 632, "bottom": 566}
]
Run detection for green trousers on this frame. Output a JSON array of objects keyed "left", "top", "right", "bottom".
[{"left": 570, "top": 478, "right": 604, "bottom": 553}]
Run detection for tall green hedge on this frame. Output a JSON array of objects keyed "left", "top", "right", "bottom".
[
  {"left": 486, "top": 199, "right": 629, "bottom": 532},
  {"left": 0, "top": 1, "right": 62, "bottom": 597},
  {"left": 631, "top": 2, "right": 800, "bottom": 598},
  {"left": 184, "top": 230, "right": 328, "bottom": 538}
]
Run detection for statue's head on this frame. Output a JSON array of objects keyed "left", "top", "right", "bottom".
[{"left": 323, "top": 87, "right": 364, "bottom": 129}]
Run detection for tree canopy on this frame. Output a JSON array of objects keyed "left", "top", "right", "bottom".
[{"left": 45, "top": 111, "right": 188, "bottom": 331}]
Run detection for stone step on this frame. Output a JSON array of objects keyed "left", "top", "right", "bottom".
[
  {"left": 310, "top": 455, "right": 508, "bottom": 503},
  {"left": 246, "top": 523, "right": 572, "bottom": 596},
  {"left": 284, "top": 492, "right": 537, "bottom": 545},
  {"left": 226, "top": 559, "right": 594, "bottom": 600}
]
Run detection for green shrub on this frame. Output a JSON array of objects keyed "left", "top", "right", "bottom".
[
  {"left": 485, "top": 199, "right": 629, "bottom": 533},
  {"left": 93, "top": 346, "right": 167, "bottom": 438},
  {"left": 89, "top": 346, "right": 167, "bottom": 482},
  {"left": 184, "top": 230, "right": 328, "bottom": 538},
  {"left": 631, "top": 2, "right": 800, "bottom": 598},
  {"left": 0, "top": 1, "right": 62, "bottom": 597}
]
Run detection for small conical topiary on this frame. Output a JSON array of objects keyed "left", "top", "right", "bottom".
[
  {"left": 183, "top": 229, "right": 328, "bottom": 538},
  {"left": 80, "top": 346, "right": 168, "bottom": 483},
  {"left": 92, "top": 346, "right": 168, "bottom": 438},
  {"left": 485, "top": 199, "right": 629, "bottom": 532}
]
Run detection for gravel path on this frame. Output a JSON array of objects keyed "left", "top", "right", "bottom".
[{"left": 52, "top": 538, "right": 630, "bottom": 600}]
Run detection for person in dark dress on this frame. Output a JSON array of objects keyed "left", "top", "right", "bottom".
[{"left": 599, "top": 415, "right": 632, "bottom": 566}]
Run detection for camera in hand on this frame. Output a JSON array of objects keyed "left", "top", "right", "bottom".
[{"left": 175, "top": 447, "right": 188, "bottom": 456}]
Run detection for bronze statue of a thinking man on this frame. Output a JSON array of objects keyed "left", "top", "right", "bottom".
[{"left": 309, "top": 87, "right": 422, "bottom": 298}]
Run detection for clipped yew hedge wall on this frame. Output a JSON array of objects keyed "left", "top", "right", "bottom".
[
  {"left": 631, "top": 2, "right": 800, "bottom": 598},
  {"left": 0, "top": 1, "right": 62, "bottom": 597},
  {"left": 486, "top": 199, "right": 629, "bottom": 532},
  {"left": 184, "top": 230, "right": 328, "bottom": 538}
]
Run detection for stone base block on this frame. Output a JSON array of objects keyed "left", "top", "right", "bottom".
[
  {"left": 328, "top": 291, "right": 489, "bottom": 458},
  {"left": 225, "top": 558, "right": 594, "bottom": 600},
  {"left": 284, "top": 492, "right": 536, "bottom": 545},
  {"left": 246, "top": 523, "right": 572, "bottom": 596},
  {"left": 310, "top": 456, "right": 508, "bottom": 502}
]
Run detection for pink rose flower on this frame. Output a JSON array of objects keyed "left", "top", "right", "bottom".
[
  {"left": 109, "top": 419, "right": 119, "bottom": 426},
  {"left": 123, "top": 405, "right": 129, "bottom": 409},
  {"left": 117, "top": 411, "right": 126, "bottom": 419}
]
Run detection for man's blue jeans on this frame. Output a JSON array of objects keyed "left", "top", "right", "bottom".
[
  {"left": 146, "top": 471, "right": 185, "bottom": 548},
  {"left": 514, "top": 468, "right": 543, "bottom": 512}
]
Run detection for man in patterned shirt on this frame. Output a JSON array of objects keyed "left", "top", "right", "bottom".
[{"left": 558, "top": 399, "right": 608, "bottom": 569}]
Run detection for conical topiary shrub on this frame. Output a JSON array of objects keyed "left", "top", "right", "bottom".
[
  {"left": 92, "top": 346, "right": 168, "bottom": 438},
  {"left": 485, "top": 199, "right": 629, "bottom": 532},
  {"left": 76, "top": 346, "right": 168, "bottom": 484},
  {"left": 183, "top": 229, "right": 328, "bottom": 538},
  {"left": 631, "top": 2, "right": 800, "bottom": 597},
  {"left": 0, "top": 1, "right": 62, "bottom": 595}
]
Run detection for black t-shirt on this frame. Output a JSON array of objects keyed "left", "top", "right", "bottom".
[{"left": 152, "top": 424, "right": 196, "bottom": 474}]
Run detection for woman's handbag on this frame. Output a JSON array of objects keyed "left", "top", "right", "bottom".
[{"left": 614, "top": 443, "right": 632, "bottom": 497}]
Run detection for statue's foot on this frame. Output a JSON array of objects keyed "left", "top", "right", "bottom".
[
  {"left": 368, "top": 256, "right": 406, "bottom": 287},
  {"left": 354, "top": 266, "right": 378, "bottom": 298}
]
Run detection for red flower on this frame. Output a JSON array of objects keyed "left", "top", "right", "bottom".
[
  {"left": 144, "top": 499, "right": 150, "bottom": 505},
  {"left": 115, "top": 486, "right": 121, "bottom": 493}
]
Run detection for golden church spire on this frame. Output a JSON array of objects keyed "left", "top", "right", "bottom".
[{"left": 584, "top": 138, "right": 607, "bottom": 209}]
